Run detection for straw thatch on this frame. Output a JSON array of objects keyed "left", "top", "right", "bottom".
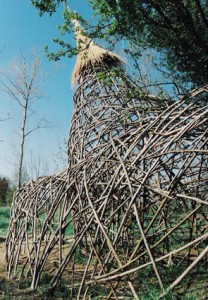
[{"left": 71, "top": 18, "right": 123, "bottom": 84}]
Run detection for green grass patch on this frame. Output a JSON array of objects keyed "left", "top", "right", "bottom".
[
  {"left": 0, "top": 207, "right": 10, "bottom": 238},
  {"left": 0, "top": 207, "right": 74, "bottom": 239},
  {"left": 38, "top": 212, "right": 74, "bottom": 236}
]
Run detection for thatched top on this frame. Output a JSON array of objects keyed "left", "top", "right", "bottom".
[{"left": 71, "top": 19, "right": 124, "bottom": 84}]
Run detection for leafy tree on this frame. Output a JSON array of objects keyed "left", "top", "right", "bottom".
[
  {"left": 0, "top": 177, "right": 9, "bottom": 205},
  {"left": 6, "top": 188, "right": 15, "bottom": 206},
  {"left": 30, "top": 0, "right": 208, "bottom": 87},
  {"left": 31, "top": 0, "right": 64, "bottom": 16},
  {"left": 89, "top": 0, "right": 208, "bottom": 86}
]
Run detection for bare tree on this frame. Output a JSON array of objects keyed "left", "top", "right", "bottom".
[
  {"left": 27, "top": 150, "right": 49, "bottom": 180},
  {"left": 1, "top": 51, "right": 51, "bottom": 188},
  {"left": 52, "top": 137, "right": 68, "bottom": 172},
  {"left": 0, "top": 114, "right": 10, "bottom": 143}
]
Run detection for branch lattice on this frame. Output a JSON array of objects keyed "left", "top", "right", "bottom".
[{"left": 6, "top": 68, "right": 208, "bottom": 299}]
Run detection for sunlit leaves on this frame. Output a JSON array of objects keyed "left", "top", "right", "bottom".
[{"left": 30, "top": 0, "right": 208, "bottom": 86}]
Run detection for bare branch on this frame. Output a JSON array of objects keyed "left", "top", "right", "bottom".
[
  {"left": 25, "top": 120, "right": 54, "bottom": 137},
  {"left": 0, "top": 50, "right": 49, "bottom": 188}
]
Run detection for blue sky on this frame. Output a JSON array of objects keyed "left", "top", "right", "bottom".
[
  {"left": 0, "top": 0, "right": 92, "bottom": 180},
  {"left": 0, "top": 0, "right": 172, "bottom": 182}
]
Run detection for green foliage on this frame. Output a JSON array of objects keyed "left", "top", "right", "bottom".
[
  {"left": 88, "top": 0, "right": 208, "bottom": 86},
  {"left": 45, "top": 9, "right": 88, "bottom": 61},
  {"left": 31, "top": 0, "right": 65, "bottom": 16},
  {"left": 0, "top": 177, "right": 14, "bottom": 206},
  {"left": 31, "top": 0, "right": 208, "bottom": 87},
  {"left": 0, "top": 207, "right": 10, "bottom": 237},
  {"left": 5, "top": 188, "right": 15, "bottom": 206},
  {"left": 0, "top": 177, "right": 9, "bottom": 205}
]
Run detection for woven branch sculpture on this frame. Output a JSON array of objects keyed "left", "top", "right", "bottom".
[{"left": 6, "top": 15, "right": 208, "bottom": 299}]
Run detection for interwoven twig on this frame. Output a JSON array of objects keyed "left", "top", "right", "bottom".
[{"left": 6, "top": 66, "right": 208, "bottom": 299}]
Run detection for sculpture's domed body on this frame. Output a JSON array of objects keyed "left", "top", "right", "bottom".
[{"left": 6, "top": 12, "right": 208, "bottom": 299}]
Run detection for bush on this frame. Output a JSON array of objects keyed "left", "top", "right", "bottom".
[
  {"left": 0, "top": 177, "right": 9, "bottom": 206},
  {"left": 0, "top": 177, "right": 15, "bottom": 206}
]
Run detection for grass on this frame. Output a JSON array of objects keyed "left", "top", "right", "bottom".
[
  {"left": 38, "top": 211, "right": 74, "bottom": 236},
  {"left": 0, "top": 206, "right": 74, "bottom": 239},
  {"left": 0, "top": 207, "right": 207, "bottom": 299},
  {"left": 0, "top": 207, "right": 11, "bottom": 238}
]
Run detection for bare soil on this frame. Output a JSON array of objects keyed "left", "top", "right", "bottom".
[{"left": 0, "top": 243, "right": 6, "bottom": 274}]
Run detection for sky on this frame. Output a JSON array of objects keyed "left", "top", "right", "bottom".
[
  {"left": 0, "top": 0, "right": 173, "bottom": 183},
  {"left": 0, "top": 0, "right": 92, "bottom": 181}
]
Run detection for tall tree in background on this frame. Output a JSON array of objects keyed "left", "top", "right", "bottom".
[
  {"left": 27, "top": 151, "right": 49, "bottom": 180},
  {"left": 31, "top": 0, "right": 208, "bottom": 87},
  {"left": 1, "top": 52, "right": 50, "bottom": 188},
  {"left": 0, "top": 177, "right": 9, "bottom": 205},
  {"left": 88, "top": 0, "right": 208, "bottom": 86},
  {"left": 0, "top": 116, "right": 10, "bottom": 143}
]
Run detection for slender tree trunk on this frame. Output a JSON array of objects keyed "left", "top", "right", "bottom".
[
  {"left": 1, "top": 52, "right": 49, "bottom": 188},
  {"left": 18, "top": 98, "right": 28, "bottom": 189}
]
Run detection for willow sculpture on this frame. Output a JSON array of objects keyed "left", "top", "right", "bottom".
[{"left": 6, "top": 14, "right": 208, "bottom": 299}]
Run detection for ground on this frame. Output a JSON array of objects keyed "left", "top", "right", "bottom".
[{"left": 0, "top": 243, "right": 6, "bottom": 267}]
